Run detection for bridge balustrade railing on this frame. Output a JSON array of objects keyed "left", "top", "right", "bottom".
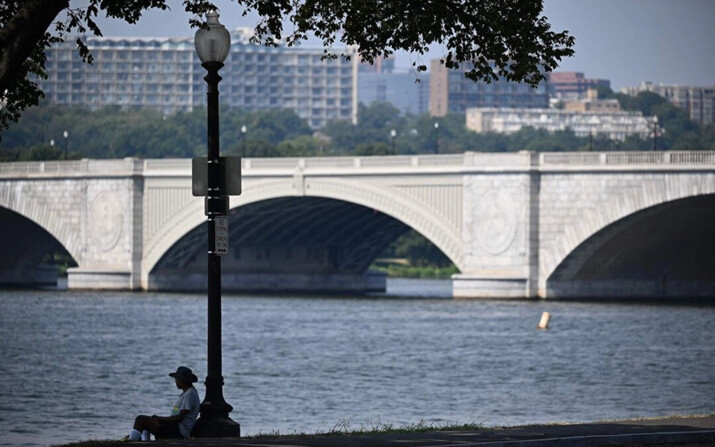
[
  {"left": 540, "top": 151, "right": 715, "bottom": 167},
  {"left": 469, "top": 152, "right": 532, "bottom": 167},
  {"left": 417, "top": 154, "right": 466, "bottom": 166},
  {"left": 304, "top": 157, "right": 356, "bottom": 169},
  {"left": 144, "top": 159, "right": 190, "bottom": 171},
  {"left": 604, "top": 152, "right": 666, "bottom": 164},
  {"left": 246, "top": 158, "right": 301, "bottom": 170},
  {"left": 358, "top": 156, "right": 414, "bottom": 168},
  {"left": 1, "top": 152, "right": 713, "bottom": 178},
  {"left": 540, "top": 153, "right": 602, "bottom": 165},
  {"left": 0, "top": 160, "right": 85, "bottom": 174},
  {"left": 86, "top": 159, "right": 142, "bottom": 173},
  {"left": 669, "top": 152, "right": 715, "bottom": 164}
]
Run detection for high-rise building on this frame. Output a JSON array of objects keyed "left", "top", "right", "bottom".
[
  {"left": 547, "top": 72, "right": 610, "bottom": 100},
  {"left": 358, "top": 71, "right": 429, "bottom": 115},
  {"left": 38, "top": 28, "right": 358, "bottom": 128},
  {"left": 358, "top": 55, "right": 396, "bottom": 74},
  {"left": 620, "top": 82, "right": 715, "bottom": 126},
  {"left": 429, "top": 59, "right": 548, "bottom": 117}
]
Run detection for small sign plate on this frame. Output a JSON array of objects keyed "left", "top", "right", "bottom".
[{"left": 215, "top": 216, "right": 228, "bottom": 256}]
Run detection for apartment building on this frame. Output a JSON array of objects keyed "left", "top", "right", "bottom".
[
  {"left": 466, "top": 107, "right": 656, "bottom": 141},
  {"left": 620, "top": 82, "right": 715, "bottom": 126},
  {"left": 429, "top": 59, "right": 548, "bottom": 117},
  {"left": 38, "top": 29, "right": 357, "bottom": 128},
  {"left": 358, "top": 71, "right": 430, "bottom": 115},
  {"left": 547, "top": 71, "right": 611, "bottom": 100}
]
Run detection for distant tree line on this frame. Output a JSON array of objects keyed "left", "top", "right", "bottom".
[{"left": 2, "top": 91, "right": 713, "bottom": 162}]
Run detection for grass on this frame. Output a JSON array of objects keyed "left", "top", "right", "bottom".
[
  {"left": 252, "top": 419, "right": 486, "bottom": 438},
  {"left": 52, "top": 414, "right": 715, "bottom": 446},
  {"left": 372, "top": 264, "right": 459, "bottom": 279},
  {"left": 52, "top": 420, "right": 486, "bottom": 446}
]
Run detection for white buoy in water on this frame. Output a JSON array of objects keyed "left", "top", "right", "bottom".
[{"left": 537, "top": 311, "right": 551, "bottom": 330}]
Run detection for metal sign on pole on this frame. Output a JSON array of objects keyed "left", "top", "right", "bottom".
[
  {"left": 214, "top": 216, "right": 229, "bottom": 256},
  {"left": 192, "top": 156, "right": 242, "bottom": 197},
  {"left": 193, "top": 156, "right": 241, "bottom": 257}
]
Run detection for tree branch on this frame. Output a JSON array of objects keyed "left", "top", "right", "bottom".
[{"left": 0, "top": 0, "right": 68, "bottom": 94}]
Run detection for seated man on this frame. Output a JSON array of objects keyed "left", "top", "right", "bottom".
[{"left": 128, "top": 366, "right": 201, "bottom": 441}]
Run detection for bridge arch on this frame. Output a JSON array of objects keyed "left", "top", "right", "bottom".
[
  {"left": 0, "top": 206, "right": 78, "bottom": 285},
  {"left": 0, "top": 185, "right": 83, "bottom": 263},
  {"left": 540, "top": 173, "right": 715, "bottom": 290},
  {"left": 546, "top": 193, "right": 715, "bottom": 298},
  {"left": 142, "top": 177, "right": 464, "bottom": 286}
]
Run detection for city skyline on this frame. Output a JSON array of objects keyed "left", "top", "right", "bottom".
[{"left": 79, "top": 0, "right": 715, "bottom": 90}]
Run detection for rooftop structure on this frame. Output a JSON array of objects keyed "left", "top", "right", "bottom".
[
  {"left": 38, "top": 29, "right": 358, "bottom": 128},
  {"left": 547, "top": 71, "right": 611, "bottom": 100},
  {"left": 562, "top": 88, "right": 621, "bottom": 113},
  {"left": 466, "top": 107, "right": 656, "bottom": 141}
]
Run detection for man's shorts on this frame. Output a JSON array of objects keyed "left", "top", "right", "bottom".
[{"left": 156, "top": 420, "right": 183, "bottom": 439}]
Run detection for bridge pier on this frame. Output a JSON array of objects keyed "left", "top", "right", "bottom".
[
  {"left": 67, "top": 268, "right": 141, "bottom": 290},
  {"left": 452, "top": 274, "right": 533, "bottom": 299}
]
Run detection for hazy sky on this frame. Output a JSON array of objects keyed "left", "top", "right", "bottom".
[{"left": 87, "top": 0, "right": 715, "bottom": 90}]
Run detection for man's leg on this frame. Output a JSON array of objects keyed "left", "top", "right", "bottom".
[{"left": 133, "top": 415, "right": 161, "bottom": 435}]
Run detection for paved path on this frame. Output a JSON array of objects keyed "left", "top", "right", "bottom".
[{"left": 104, "top": 416, "right": 715, "bottom": 447}]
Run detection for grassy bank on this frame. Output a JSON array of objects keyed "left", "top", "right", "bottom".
[{"left": 372, "top": 264, "right": 458, "bottom": 279}]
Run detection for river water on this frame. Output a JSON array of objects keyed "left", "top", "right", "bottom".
[{"left": 1, "top": 279, "right": 714, "bottom": 447}]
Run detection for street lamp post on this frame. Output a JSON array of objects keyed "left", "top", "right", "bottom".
[
  {"left": 240, "top": 125, "right": 247, "bottom": 157},
  {"left": 652, "top": 116, "right": 659, "bottom": 151},
  {"left": 191, "top": 10, "right": 240, "bottom": 438},
  {"left": 433, "top": 122, "right": 439, "bottom": 154},
  {"left": 390, "top": 129, "right": 396, "bottom": 154},
  {"left": 63, "top": 130, "right": 69, "bottom": 160}
]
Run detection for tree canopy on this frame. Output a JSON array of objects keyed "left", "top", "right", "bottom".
[
  {"left": 3, "top": 95, "right": 713, "bottom": 161},
  {"left": 0, "top": 0, "right": 574, "bottom": 132}
]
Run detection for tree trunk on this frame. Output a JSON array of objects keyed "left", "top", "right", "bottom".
[{"left": 0, "top": 0, "right": 68, "bottom": 94}]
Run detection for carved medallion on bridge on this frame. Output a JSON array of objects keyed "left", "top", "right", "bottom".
[
  {"left": 89, "top": 191, "right": 124, "bottom": 251},
  {"left": 474, "top": 189, "right": 518, "bottom": 255}
]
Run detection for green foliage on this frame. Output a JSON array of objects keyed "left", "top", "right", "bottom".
[
  {"left": 390, "top": 231, "right": 453, "bottom": 268},
  {"left": 374, "top": 230, "right": 458, "bottom": 278},
  {"left": 4, "top": 90, "right": 714, "bottom": 161},
  {"left": 596, "top": 87, "right": 711, "bottom": 151},
  {"left": 0, "top": 102, "right": 316, "bottom": 159},
  {"left": 373, "top": 264, "right": 459, "bottom": 279}
]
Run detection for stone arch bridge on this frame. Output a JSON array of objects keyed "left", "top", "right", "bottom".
[{"left": 0, "top": 151, "right": 713, "bottom": 299}]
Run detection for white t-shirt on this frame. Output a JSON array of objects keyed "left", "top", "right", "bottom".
[{"left": 170, "top": 387, "right": 200, "bottom": 437}]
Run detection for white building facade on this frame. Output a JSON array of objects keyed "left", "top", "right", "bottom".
[
  {"left": 466, "top": 107, "right": 656, "bottom": 141},
  {"left": 38, "top": 29, "right": 358, "bottom": 128}
]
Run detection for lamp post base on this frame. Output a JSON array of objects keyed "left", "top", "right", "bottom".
[{"left": 192, "top": 415, "right": 241, "bottom": 438}]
